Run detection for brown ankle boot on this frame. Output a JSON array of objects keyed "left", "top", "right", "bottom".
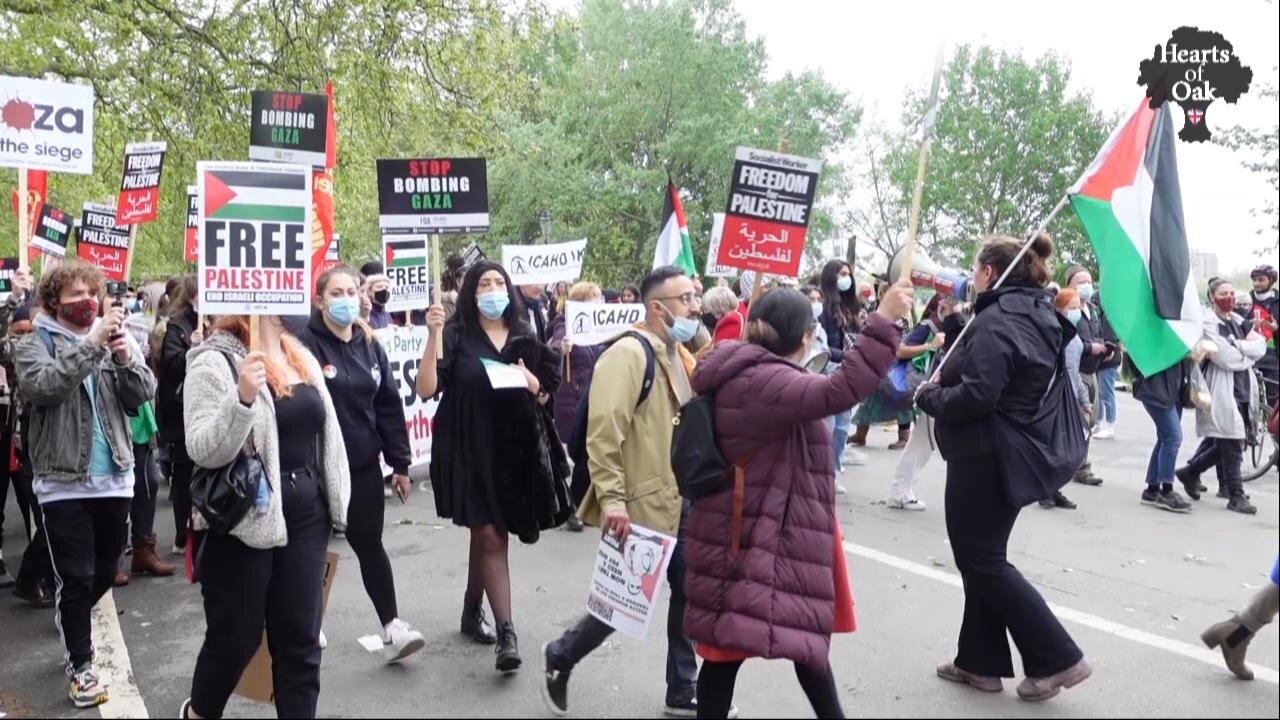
[
  {"left": 1201, "top": 583, "right": 1280, "bottom": 680},
  {"left": 889, "top": 428, "right": 911, "bottom": 450},
  {"left": 849, "top": 426, "right": 869, "bottom": 447},
  {"left": 113, "top": 570, "right": 130, "bottom": 587},
  {"left": 132, "top": 535, "right": 177, "bottom": 577}
]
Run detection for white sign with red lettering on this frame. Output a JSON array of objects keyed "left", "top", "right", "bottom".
[{"left": 375, "top": 325, "right": 437, "bottom": 471}]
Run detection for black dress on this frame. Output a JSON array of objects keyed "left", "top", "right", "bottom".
[{"left": 430, "top": 323, "right": 572, "bottom": 542}]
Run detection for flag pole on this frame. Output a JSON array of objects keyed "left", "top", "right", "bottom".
[
  {"left": 17, "top": 169, "right": 29, "bottom": 273},
  {"left": 929, "top": 193, "right": 1070, "bottom": 379},
  {"left": 897, "top": 44, "right": 945, "bottom": 286}
]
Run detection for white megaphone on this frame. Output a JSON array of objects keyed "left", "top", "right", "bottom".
[{"left": 888, "top": 247, "right": 974, "bottom": 302}]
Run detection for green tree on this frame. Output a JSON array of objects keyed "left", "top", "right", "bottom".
[{"left": 886, "top": 44, "right": 1111, "bottom": 275}]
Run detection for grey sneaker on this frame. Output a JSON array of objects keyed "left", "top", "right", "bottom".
[
  {"left": 1016, "top": 658, "right": 1092, "bottom": 702},
  {"left": 68, "top": 663, "right": 108, "bottom": 708},
  {"left": 1141, "top": 487, "right": 1191, "bottom": 513},
  {"left": 936, "top": 662, "right": 1002, "bottom": 692}
]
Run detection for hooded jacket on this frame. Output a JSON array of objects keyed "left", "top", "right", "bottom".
[
  {"left": 183, "top": 330, "right": 351, "bottom": 549},
  {"left": 156, "top": 306, "right": 198, "bottom": 458},
  {"left": 683, "top": 314, "right": 900, "bottom": 670},
  {"left": 1197, "top": 312, "right": 1266, "bottom": 440}
]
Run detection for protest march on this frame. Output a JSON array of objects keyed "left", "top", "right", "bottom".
[{"left": 0, "top": 3, "right": 1278, "bottom": 720}]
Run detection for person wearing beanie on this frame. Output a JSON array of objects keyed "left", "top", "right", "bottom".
[{"left": 361, "top": 262, "right": 394, "bottom": 329}]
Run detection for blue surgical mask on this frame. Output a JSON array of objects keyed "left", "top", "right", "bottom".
[
  {"left": 837, "top": 276, "right": 853, "bottom": 293},
  {"left": 1076, "top": 283, "right": 1095, "bottom": 302},
  {"left": 660, "top": 304, "right": 699, "bottom": 344},
  {"left": 325, "top": 296, "right": 360, "bottom": 326},
  {"left": 477, "top": 291, "right": 510, "bottom": 320},
  {"left": 1066, "top": 308, "right": 1083, "bottom": 326}
]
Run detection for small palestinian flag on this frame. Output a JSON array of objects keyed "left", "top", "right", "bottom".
[
  {"left": 653, "top": 181, "right": 697, "bottom": 276},
  {"left": 203, "top": 169, "right": 309, "bottom": 222},
  {"left": 1069, "top": 100, "right": 1203, "bottom": 377},
  {"left": 385, "top": 237, "right": 428, "bottom": 269}
]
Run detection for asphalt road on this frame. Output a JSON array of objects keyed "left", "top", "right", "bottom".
[{"left": 1, "top": 391, "right": 1277, "bottom": 719}]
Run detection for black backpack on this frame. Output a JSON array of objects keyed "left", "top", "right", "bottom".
[
  {"left": 566, "top": 332, "right": 656, "bottom": 503},
  {"left": 671, "top": 391, "right": 729, "bottom": 500}
]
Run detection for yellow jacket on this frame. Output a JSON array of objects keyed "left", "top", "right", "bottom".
[{"left": 577, "top": 326, "right": 694, "bottom": 536}]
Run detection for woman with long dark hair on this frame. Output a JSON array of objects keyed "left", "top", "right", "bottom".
[
  {"left": 156, "top": 276, "right": 202, "bottom": 555},
  {"left": 817, "top": 260, "right": 864, "bottom": 476},
  {"left": 415, "top": 261, "right": 571, "bottom": 674}
]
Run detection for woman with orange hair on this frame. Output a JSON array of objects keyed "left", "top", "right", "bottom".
[{"left": 179, "top": 314, "right": 351, "bottom": 720}]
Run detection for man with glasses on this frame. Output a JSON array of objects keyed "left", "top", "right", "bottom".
[{"left": 543, "top": 266, "right": 725, "bottom": 718}]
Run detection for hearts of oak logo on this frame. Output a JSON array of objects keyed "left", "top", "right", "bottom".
[{"left": 1138, "top": 26, "right": 1252, "bottom": 143}]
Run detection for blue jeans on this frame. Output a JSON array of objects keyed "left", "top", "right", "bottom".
[
  {"left": 830, "top": 409, "right": 852, "bottom": 470},
  {"left": 1098, "top": 367, "right": 1119, "bottom": 424},
  {"left": 1141, "top": 402, "right": 1183, "bottom": 487}
]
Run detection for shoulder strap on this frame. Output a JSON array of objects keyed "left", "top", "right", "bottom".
[
  {"left": 35, "top": 327, "right": 55, "bottom": 358},
  {"left": 621, "top": 331, "right": 656, "bottom": 408},
  {"left": 220, "top": 350, "right": 239, "bottom": 379},
  {"left": 728, "top": 450, "right": 759, "bottom": 558}
]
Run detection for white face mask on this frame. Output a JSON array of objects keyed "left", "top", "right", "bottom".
[{"left": 811, "top": 302, "right": 823, "bottom": 320}]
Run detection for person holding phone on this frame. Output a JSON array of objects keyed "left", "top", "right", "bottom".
[{"left": 298, "top": 266, "right": 426, "bottom": 664}]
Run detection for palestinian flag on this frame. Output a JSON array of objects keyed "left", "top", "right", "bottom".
[
  {"left": 1069, "top": 100, "right": 1203, "bottom": 377},
  {"left": 653, "top": 181, "right": 697, "bottom": 275},
  {"left": 385, "top": 237, "right": 427, "bottom": 269},
  {"left": 203, "top": 169, "right": 308, "bottom": 222}
]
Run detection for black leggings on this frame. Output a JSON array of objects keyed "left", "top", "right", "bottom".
[
  {"left": 346, "top": 462, "right": 398, "bottom": 626},
  {"left": 170, "top": 458, "right": 194, "bottom": 549},
  {"left": 696, "top": 659, "right": 844, "bottom": 719}
]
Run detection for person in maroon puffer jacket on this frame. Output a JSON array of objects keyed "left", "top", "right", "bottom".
[{"left": 684, "top": 283, "right": 912, "bottom": 719}]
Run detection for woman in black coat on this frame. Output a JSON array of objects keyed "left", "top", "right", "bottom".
[{"left": 916, "top": 233, "right": 1091, "bottom": 703}]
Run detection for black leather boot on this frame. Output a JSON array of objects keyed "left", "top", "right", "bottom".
[
  {"left": 461, "top": 594, "right": 496, "bottom": 645},
  {"left": 495, "top": 620, "right": 522, "bottom": 673}
]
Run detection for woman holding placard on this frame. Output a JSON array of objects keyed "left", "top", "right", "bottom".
[{"left": 416, "top": 260, "right": 570, "bottom": 675}]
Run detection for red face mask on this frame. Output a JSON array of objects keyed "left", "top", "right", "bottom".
[
  {"left": 1213, "top": 296, "right": 1236, "bottom": 314},
  {"left": 58, "top": 297, "right": 100, "bottom": 329}
]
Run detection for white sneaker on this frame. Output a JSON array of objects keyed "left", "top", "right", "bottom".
[
  {"left": 1093, "top": 422, "right": 1115, "bottom": 439},
  {"left": 382, "top": 619, "right": 426, "bottom": 664},
  {"left": 888, "top": 497, "right": 927, "bottom": 511},
  {"left": 171, "top": 545, "right": 184, "bottom": 556},
  {"left": 836, "top": 483, "right": 848, "bottom": 495},
  {"left": 843, "top": 448, "right": 867, "bottom": 466},
  {"left": 319, "top": 630, "right": 328, "bottom": 650},
  {"left": 384, "top": 486, "right": 394, "bottom": 499}
]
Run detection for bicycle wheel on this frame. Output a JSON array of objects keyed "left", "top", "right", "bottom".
[
  {"left": 1242, "top": 447, "right": 1278, "bottom": 482},
  {"left": 1242, "top": 376, "right": 1277, "bottom": 481}
]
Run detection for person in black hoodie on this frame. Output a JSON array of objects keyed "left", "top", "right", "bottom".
[
  {"left": 916, "top": 234, "right": 1091, "bottom": 703},
  {"left": 299, "top": 266, "right": 426, "bottom": 664},
  {"left": 156, "top": 276, "right": 202, "bottom": 555}
]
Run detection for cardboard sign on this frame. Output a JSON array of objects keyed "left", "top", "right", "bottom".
[
  {"left": 0, "top": 257, "right": 17, "bottom": 302},
  {"left": 115, "top": 141, "right": 167, "bottom": 224},
  {"left": 502, "top": 239, "right": 587, "bottom": 286},
  {"left": 184, "top": 185, "right": 199, "bottom": 263},
  {"left": 704, "top": 212, "right": 738, "bottom": 277},
  {"left": 565, "top": 301, "right": 645, "bottom": 346},
  {"left": 248, "top": 91, "right": 328, "bottom": 170},
  {"left": 31, "top": 204, "right": 71, "bottom": 257},
  {"left": 375, "top": 326, "right": 438, "bottom": 472},
  {"left": 376, "top": 158, "right": 489, "bottom": 234},
  {"left": 720, "top": 147, "right": 822, "bottom": 277},
  {"left": 0, "top": 75, "right": 95, "bottom": 174},
  {"left": 586, "top": 524, "right": 677, "bottom": 639},
  {"left": 235, "top": 552, "right": 339, "bottom": 704},
  {"left": 76, "top": 202, "right": 130, "bottom": 281},
  {"left": 197, "top": 161, "right": 312, "bottom": 316},
  {"left": 382, "top": 235, "right": 432, "bottom": 312}
]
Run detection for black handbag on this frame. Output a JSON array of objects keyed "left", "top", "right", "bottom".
[{"left": 190, "top": 352, "right": 266, "bottom": 536}]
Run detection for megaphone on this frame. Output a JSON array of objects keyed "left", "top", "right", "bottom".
[{"left": 888, "top": 247, "right": 974, "bottom": 302}]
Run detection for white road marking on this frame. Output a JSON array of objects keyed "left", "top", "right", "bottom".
[
  {"left": 844, "top": 541, "right": 1279, "bottom": 686},
  {"left": 89, "top": 590, "right": 149, "bottom": 719}
]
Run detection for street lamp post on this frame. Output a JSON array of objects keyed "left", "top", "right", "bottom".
[{"left": 538, "top": 209, "right": 553, "bottom": 244}]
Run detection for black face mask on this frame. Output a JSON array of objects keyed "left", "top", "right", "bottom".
[{"left": 373, "top": 289, "right": 391, "bottom": 306}]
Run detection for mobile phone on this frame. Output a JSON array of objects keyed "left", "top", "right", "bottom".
[{"left": 105, "top": 281, "right": 128, "bottom": 342}]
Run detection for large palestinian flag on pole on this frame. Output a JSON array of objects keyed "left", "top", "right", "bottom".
[
  {"left": 653, "top": 181, "right": 697, "bottom": 276},
  {"left": 1069, "top": 100, "right": 1202, "bottom": 377}
]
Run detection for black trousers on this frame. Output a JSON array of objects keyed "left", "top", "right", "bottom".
[
  {"left": 696, "top": 659, "right": 844, "bottom": 719},
  {"left": 945, "top": 456, "right": 1083, "bottom": 678},
  {"left": 5, "top": 445, "right": 52, "bottom": 588},
  {"left": 39, "top": 497, "right": 131, "bottom": 673},
  {"left": 1185, "top": 402, "right": 1250, "bottom": 496},
  {"left": 170, "top": 456, "right": 194, "bottom": 549},
  {"left": 346, "top": 462, "right": 398, "bottom": 627},
  {"left": 129, "top": 443, "right": 161, "bottom": 544},
  {"left": 190, "top": 468, "right": 330, "bottom": 719}
]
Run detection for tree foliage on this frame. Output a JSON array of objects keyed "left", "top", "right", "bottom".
[{"left": 1, "top": 0, "right": 858, "bottom": 288}]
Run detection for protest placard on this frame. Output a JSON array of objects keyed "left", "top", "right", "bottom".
[
  {"left": 184, "top": 185, "right": 199, "bottom": 263},
  {"left": 376, "top": 158, "right": 489, "bottom": 234},
  {"left": 197, "top": 161, "right": 312, "bottom": 316},
  {"left": 0, "top": 75, "right": 94, "bottom": 174},
  {"left": 116, "top": 141, "right": 167, "bottom": 224},
  {"left": 76, "top": 202, "right": 130, "bottom": 281},
  {"left": 374, "top": 326, "right": 438, "bottom": 472},
  {"left": 720, "top": 147, "right": 822, "bottom": 277},
  {"left": 382, "top": 235, "right": 432, "bottom": 312},
  {"left": 31, "top": 204, "right": 71, "bottom": 257},
  {"left": 585, "top": 524, "right": 677, "bottom": 640},
  {"left": 704, "top": 212, "right": 738, "bottom": 278},
  {"left": 565, "top": 301, "right": 645, "bottom": 346},
  {"left": 0, "top": 257, "right": 18, "bottom": 302},
  {"left": 318, "top": 232, "right": 341, "bottom": 275},
  {"left": 502, "top": 239, "right": 587, "bottom": 286},
  {"left": 461, "top": 242, "right": 486, "bottom": 267},
  {"left": 248, "top": 91, "right": 328, "bottom": 170}
]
